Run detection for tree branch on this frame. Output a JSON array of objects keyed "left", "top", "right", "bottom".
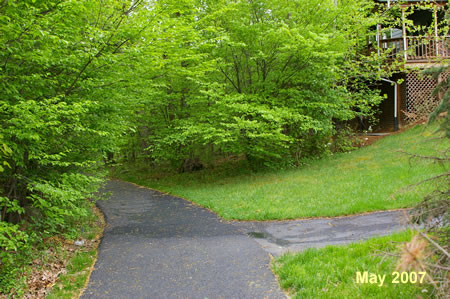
[
  {"left": 417, "top": 230, "right": 450, "bottom": 258},
  {"left": 397, "top": 150, "right": 450, "bottom": 162},
  {"left": 219, "top": 66, "right": 240, "bottom": 93}
]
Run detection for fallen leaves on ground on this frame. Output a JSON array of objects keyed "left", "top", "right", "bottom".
[{"left": 2, "top": 205, "right": 105, "bottom": 299}]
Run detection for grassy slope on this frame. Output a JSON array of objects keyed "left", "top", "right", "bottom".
[
  {"left": 117, "top": 124, "right": 449, "bottom": 220},
  {"left": 273, "top": 231, "right": 430, "bottom": 298}
]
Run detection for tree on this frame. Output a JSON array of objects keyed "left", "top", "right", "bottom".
[
  {"left": 0, "top": 1, "right": 153, "bottom": 284},
  {"left": 124, "top": 0, "right": 390, "bottom": 169}
]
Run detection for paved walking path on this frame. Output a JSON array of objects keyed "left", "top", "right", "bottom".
[
  {"left": 82, "top": 180, "right": 286, "bottom": 299},
  {"left": 83, "top": 180, "right": 406, "bottom": 298},
  {"left": 234, "top": 210, "right": 407, "bottom": 257}
]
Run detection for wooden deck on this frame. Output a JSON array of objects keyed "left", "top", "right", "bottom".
[{"left": 380, "top": 36, "right": 449, "bottom": 64}]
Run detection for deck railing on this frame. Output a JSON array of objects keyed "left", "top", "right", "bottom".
[{"left": 380, "top": 36, "right": 449, "bottom": 62}]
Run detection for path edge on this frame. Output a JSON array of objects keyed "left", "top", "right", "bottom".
[
  {"left": 77, "top": 203, "right": 106, "bottom": 298},
  {"left": 110, "top": 177, "right": 411, "bottom": 223}
]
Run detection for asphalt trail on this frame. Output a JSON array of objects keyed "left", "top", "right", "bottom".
[
  {"left": 82, "top": 180, "right": 286, "bottom": 299},
  {"left": 83, "top": 180, "right": 406, "bottom": 298}
]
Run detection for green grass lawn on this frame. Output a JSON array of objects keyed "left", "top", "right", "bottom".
[
  {"left": 272, "top": 232, "right": 430, "bottom": 298},
  {"left": 115, "top": 124, "right": 449, "bottom": 220}
]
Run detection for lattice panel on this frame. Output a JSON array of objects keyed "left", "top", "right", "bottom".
[
  {"left": 404, "top": 71, "right": 440, "bottom": 123},
  {"left": 440, "top": 71, "right": 449, "bottom": 86}
]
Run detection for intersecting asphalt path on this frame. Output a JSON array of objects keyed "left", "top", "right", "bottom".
[
  {"left": 82, "top": 180, "right": 406, "bottom": 299},
  {"left": 234, "top": 210, "right": 406, "bottom": 257}
]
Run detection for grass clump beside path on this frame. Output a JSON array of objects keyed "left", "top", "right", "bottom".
[
  {"left": 116, "top": 124, "right": 449, "bottom": 220},
  {"left": 272, "top": 231, "right": 430, "bottom": 298}
]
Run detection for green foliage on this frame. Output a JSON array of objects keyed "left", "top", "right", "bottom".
[
  {"left": 0, "top": 221, "right": 30, "bottom": 295},
  {"left": 28, "top": 174, "right": 103, "bottom": 238},
  {"left": 120, "top": 0, "right": 390, "bottom": 169},
  {"left": 331, "top": 125, "right": 359, "bottom": 153},
  {"left": 0, "top": 198, "right": 102, "bottom": 297},
  {"left": 0, "top": 222, "right": 28, "bottom": 258},
  {"left": 0, "top": 0, "right": 150, "bottom": 294},
  {"left": 0, "top": 137, "right": 11, "bottom": 173},
  {"left": 0, "top": 0, "right": 144, "bottom": 211}
]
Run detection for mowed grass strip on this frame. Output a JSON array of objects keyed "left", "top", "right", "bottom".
[
  {"left": 117, "top": 124, "right": 449, "bottom": 220},
  {"left": 272, "top": 232, "right": 430, "bottom": 298}
]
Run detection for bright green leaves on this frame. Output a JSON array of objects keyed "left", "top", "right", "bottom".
[
  {"left": 27, "top": 173, "right": 101, "bottom": 234},
  {"left": 0, "top": 1, "right": 152, "bottom": 280},
  {"left": 0, "top": 221, "right": 29, "bottom": 258},
  {"left": 0, "top": 138, "right": 12, "bottom": 173},
  {"left": 0, "top": 0, "right": 148, "bottom": 179},
  {"left": 0, "top": 1, "right": 158, "bottom": 294},
  {"left": 119, "top": 0, "right": 390, "bottom": 169},
  {"left": 0, "top": 97, "right": 101, "bottom": 169}
]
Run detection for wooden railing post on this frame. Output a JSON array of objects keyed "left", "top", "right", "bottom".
[
  {"left": 402, "top": 8, "right": 408, "bottom": 61},
  {"left": 377, "top": 24, "right": 381, "bottom": 56},
  {"left": 434, "top": 6, "right": 439, "bottom": 56}
]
